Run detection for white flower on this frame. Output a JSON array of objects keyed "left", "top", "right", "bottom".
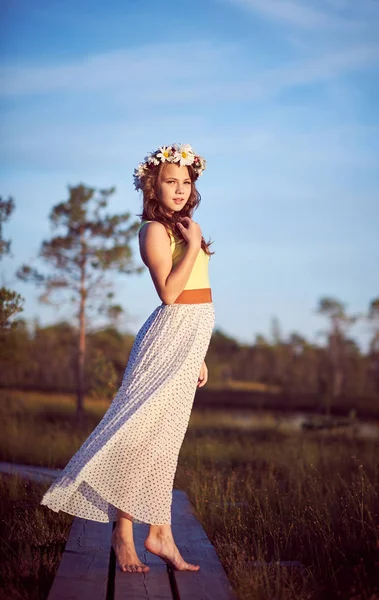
[
  {"left": 180, "top": 143, "right": 194, "bottom": 155},
  {"left": 133, "top": 163, "right": 148, "bottom": 190},
  {"left": 174, "top": 143, "right": 195, "bottom": 166},
  {"left": 133, "top": 171, "right": 141, "bottom": 190},
  {"left": 156, "top": 146, "right": 172, "bottom": 162},
  {"left": 197, "top": 156, "right": 206, "bottom": 173},
  {"left": 136, "top": 163, "right": 146, "bottom": 177},
  {"left": 147, "top": 154, "right": 159, "bottom": 166}
]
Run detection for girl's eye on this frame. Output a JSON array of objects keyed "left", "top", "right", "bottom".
[{"left": 165, "top": 180, "right": 191, "bottom": 184}]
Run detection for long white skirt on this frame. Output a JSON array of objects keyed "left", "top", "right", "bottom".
[{"left": 40, "top": 301, "right": 215, "bottom": 525}]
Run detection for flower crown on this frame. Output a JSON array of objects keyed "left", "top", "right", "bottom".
[{"left": 133, "top": 143, "right": 206, "bottom": 191}]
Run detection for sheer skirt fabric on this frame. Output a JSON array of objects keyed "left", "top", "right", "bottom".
[{"left": 40, "top": 302, "right": 215, "bottom": 525}]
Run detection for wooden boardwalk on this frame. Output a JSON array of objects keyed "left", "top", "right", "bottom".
[
  {"left": 0, "top": 461, "right": 62, "bottom": 483},
  {"left": 0, "top": 462, "right": 237, "bottom": 597},
  {"left": 2, "top": 460, "right": 305, "bottom": 597},
  {"left": 45, "top": 489, "right": 237, "bottom": 600}
]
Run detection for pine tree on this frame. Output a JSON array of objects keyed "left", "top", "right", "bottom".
[
  {"left": 17, "top": 183, "right": 144, "bottom": 417},
  {"left": 0, "top": 196, "right": 24, "bottom": 332},
  {"left": 316, "top": 297, "right": 359, "bottom": 412}
]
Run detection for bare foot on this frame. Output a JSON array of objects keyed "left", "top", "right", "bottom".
[
  {"left": 111, "top": 529, "right": 150, "bottom": 573},
  {"left": 144, "top": 532, "right": 200, "bottom": 571}
]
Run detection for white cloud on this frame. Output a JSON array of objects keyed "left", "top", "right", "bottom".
[
  {"left": 0, "top": 40, "right": 233, "bottom": 97},
  {"left": 223, "top": 0, "right": 342, "bottom": 28},
  {"left": 221, "top": 0, "right": 379, "bottom": 30},
  {"left": 1, "top": 39, "right": 377, "bottom": 107}
]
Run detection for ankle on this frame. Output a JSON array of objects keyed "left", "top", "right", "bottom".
[
  {"left": 148, "top": 524, "right": 173, "bottom": 539},
  {"left": 116, "top": 509, "right": 133, "bottom": 523},
  {"left": 113, "top": 524, "right": 133, "bottom": 537}
]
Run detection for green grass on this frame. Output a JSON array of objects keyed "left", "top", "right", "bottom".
[
  {"left": 0, "top": 389, "right": 107, "bottom": 468},
  {"left": 176, "top": 422, "right": 379, "bottom": 599},
  {"left": 0, "top": 473, "right": 73, "bottom": 600},
  {"left": 1, "top": 389, "right": 379, "bottom": 599}
]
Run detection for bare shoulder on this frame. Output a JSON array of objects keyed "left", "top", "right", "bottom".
[
  {"left": 139, "top": 221, "right": 172, "bottom": 266},
  {"left": 141, "top": 220, "right": 166, "bottom": 233},
  {"left": 139, "top": 221, "right": 171, "bottom": 244}
]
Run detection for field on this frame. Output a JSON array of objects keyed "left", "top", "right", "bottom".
[
  {"left": 0, "top": 474, "right": 72, "bottom": 600},
  {"left": 1, "top": 389, "right": 378, "bottom": 599}
]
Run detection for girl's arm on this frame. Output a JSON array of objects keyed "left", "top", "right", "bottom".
[{"left": 139, "top": 220, "right": 201, "bottom": 305}]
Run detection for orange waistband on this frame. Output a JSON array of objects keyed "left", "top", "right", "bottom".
[{"left": 173, "top": 288, "right": 212, "bottom": 304}]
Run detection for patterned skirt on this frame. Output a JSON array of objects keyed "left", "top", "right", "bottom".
[{"left": 40, "top": 301, "right": 215, "bottom": 525}]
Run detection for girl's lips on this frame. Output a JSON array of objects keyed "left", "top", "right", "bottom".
[{"left": 173, "top": 198, "right": 184, "bottom": 204}]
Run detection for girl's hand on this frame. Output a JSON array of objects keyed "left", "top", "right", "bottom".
[
  {"left": 197, "top": 360, "right": 208, "bottom": 387},
  {"left": 177, "top": 217, "right": 202, "bottom": 250}
]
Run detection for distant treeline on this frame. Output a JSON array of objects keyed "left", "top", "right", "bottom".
[
  {"left": 1, "top": 318, "right": 378, "bottom": 417},
  {"left": 2, "top": 190, "right": 378, "bottom": 418}
]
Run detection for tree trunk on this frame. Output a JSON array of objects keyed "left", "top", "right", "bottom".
[
  {"left": 76, "top": 234, "right": 86, "bottom": 418},
  {"left": 329, "top": 328, "right": 343, "bottom": 410},
  {"left": 76, "top": 293, "right": 86, "bottom": 418},
  {"left": 333, "top": 368, "right": 343, "bottom": 399}
]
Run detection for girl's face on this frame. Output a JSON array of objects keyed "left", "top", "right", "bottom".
[{"left": 157, "top": 163, "right": 192, "bottom": 216}]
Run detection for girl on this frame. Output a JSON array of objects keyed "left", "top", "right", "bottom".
[{"left": 40, "top": 143, "right": 215, "bottom": 573}]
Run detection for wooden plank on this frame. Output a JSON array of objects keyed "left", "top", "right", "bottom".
[
  {"left": 170, "top": 489, "right": 237, "bottom": 600},
  {"left": 46, "top": 489, "right": 237, "bottom": 600},
  {"left": 0, "top": 461, "right": 61, "bottom": 483},
  {"left": 47, "top": 518, "right": 113, "bottom": 600},
  {"left": 114, "top": 522, "right": 173, "bottom": 600}
]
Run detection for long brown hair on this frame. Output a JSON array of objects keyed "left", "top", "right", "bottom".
[{"left": 137, "top": 162, "right": 214, "bottom": 256}]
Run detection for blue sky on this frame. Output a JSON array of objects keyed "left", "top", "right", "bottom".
[{"left": 1, "top": 0, "right": 378, "bottom": 350}]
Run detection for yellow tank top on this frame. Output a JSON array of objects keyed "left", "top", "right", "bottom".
[{"left": 138, "top": 220, "right": 211, "bottom": 290}]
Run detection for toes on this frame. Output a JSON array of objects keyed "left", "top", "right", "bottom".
[{"left": 119, "top": 562, "right": 150, "bottom": 573}]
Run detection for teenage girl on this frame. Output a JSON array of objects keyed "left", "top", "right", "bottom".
[{"left": 41, "top": 143, "right": 215, "bottom": 573}]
